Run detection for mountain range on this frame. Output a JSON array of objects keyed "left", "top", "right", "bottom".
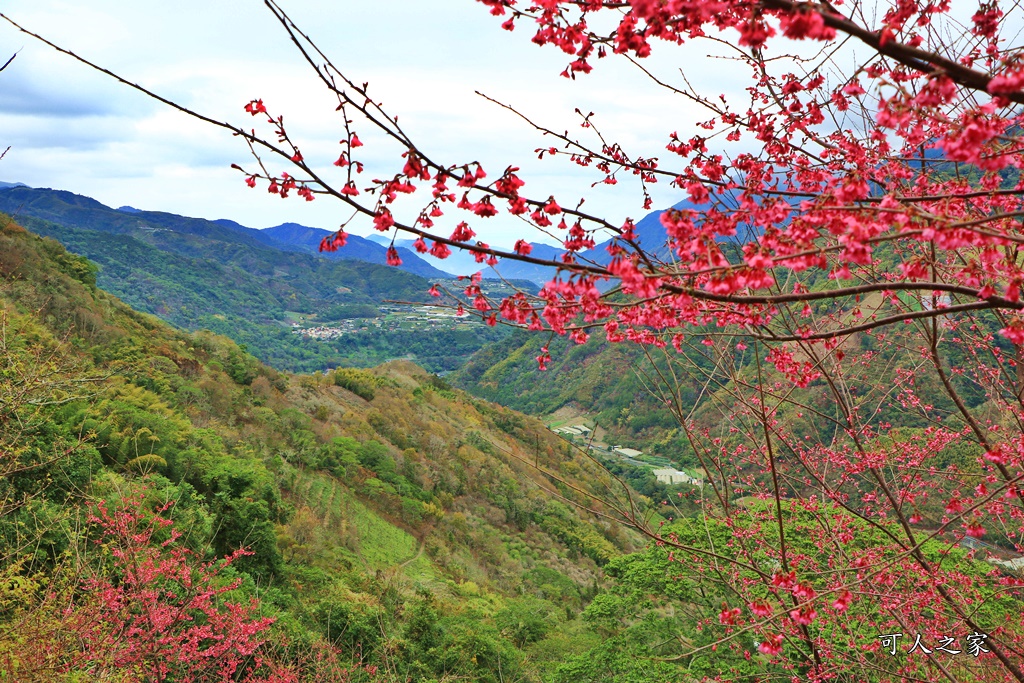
[
  {"left": 366, "top": 200, "right": 691, "bottom": 286},
  {"left": 0, "top": 185, "right": 452, "bottom": 279},
  {"left": 0, "top": 182, "right": 729, "bottom": 381},
  {"left": 0, "top": 182, "right": 710, "bottom": 291},
  {"left": 0, "top": 184, "right": 513, "bottom": 372}
]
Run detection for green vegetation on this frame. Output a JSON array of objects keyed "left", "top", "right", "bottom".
[
  {"left": 452, "top": 330, "right": 703, "bottom": 466},
  {"left": 552, "top": 501, "right": 1017, "bottom": 682},
  {"left": 0, "top": 188, "right": 511, "bottom": 374},
  {"left": 3, "top": 206, "right": 1012, "bottom": 681},
  {"left": 0, "top": 214, "right": 643, "bottom": 681}
]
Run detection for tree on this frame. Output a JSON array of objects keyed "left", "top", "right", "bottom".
[
  {"left": 16, "top": 493, "right": 385, "bottom": 683},
  {"left": 49, "top": 495, "right": 280, "bottom": 682},
  {"left": 5, "top": 1, "right": 1024, "bottom": 680}
]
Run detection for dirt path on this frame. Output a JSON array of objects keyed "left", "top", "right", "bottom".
[{"left": 398, "top": 537, "right": 426, "bottom": 569}]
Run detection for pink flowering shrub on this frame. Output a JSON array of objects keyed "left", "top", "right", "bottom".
[{"left": 52, "top": 495, "right": 282, "bottom": 683}]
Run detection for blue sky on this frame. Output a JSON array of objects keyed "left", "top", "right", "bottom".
[{"left": 0, "top": 1, "right": 732, "bottom": 245}]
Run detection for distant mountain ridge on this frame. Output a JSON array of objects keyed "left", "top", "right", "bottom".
[
  {"left": 250, "top": 221, "right": 450, "bottom": 279},
  {"left": 0, "top": 182, "right": 704, "bottom": 287},
  {"left": 0, "top": 185, "right": 449, "bottom": 280},
  {"left": 0, "top": 185, "right": 510, "bottom": 373},
  {"left": 363, "top": 200, "right": 692, "bottom": 287}
]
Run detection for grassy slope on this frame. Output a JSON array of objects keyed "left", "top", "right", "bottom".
[{"left": 0, "top": 213, "right": 639, "bottom": 681}]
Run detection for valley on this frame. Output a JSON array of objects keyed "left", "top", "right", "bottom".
[
  {"left": 3, "top": 181, "right": 1021, "bottom": 682},
  {"left": 0, "top": 185, "right": 522, "bottom": 374},
  {"left": 0, "top": 215, "right": 647, "bottom": 681}
]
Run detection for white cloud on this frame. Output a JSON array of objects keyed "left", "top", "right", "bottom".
[{"left": 0, "top": 0, "right": 752, "bottom": 246}]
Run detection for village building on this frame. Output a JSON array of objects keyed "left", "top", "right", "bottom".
[
  {"left": 991, "top": 556, "right": 1024, "bottom": 574},
  {"left": 652, "top": 468, "right": 702, "bottom": 486}
]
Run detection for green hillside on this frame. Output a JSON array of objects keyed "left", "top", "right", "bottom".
[
  {"left": 3, "top": 211, "right": 1015, "bottom": 682},
  {"left": 452, "top": 331, "right": 699, "bottom": 462},
  {"left": 0, "top": 214, "right": 644, "bottom": 681},
  {"left": 452, "top": 239, "right": 997, "bottom": 463},
  {"left": 0, "top": 187, "right": 510, "bottom": 373}
]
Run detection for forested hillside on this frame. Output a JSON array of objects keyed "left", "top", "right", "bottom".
[
  {"left": 0, "top": 214, "right": 649, "bottom": 681},
  {"left": 453, "top": 234, "right": 1008, "bottom": 467},
  {"left": 0, "top": 186, "right": 510, "bottom": 373}
]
